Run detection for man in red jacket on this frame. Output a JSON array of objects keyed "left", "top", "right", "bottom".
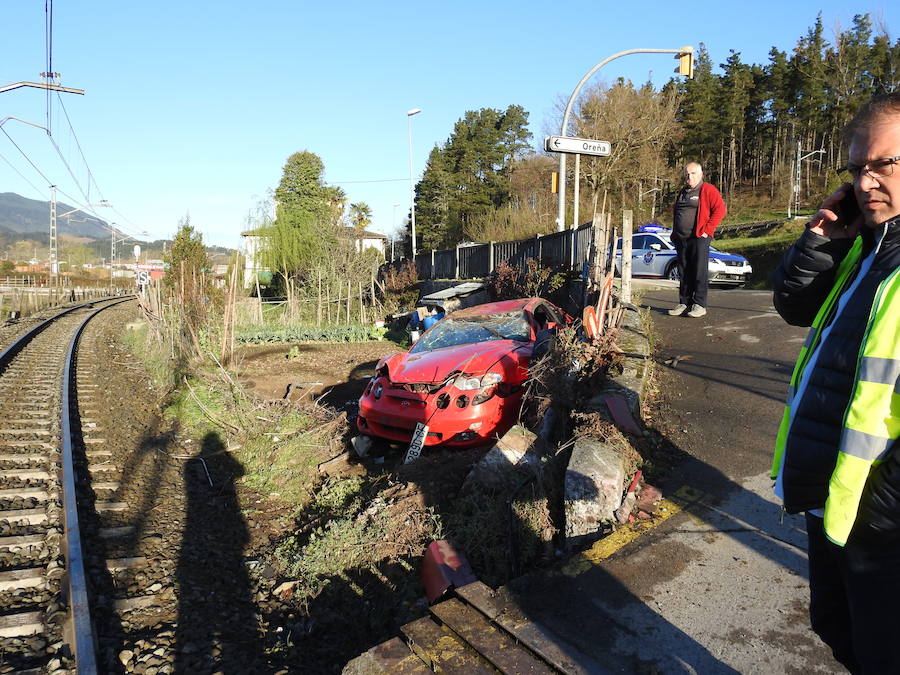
[{"left": 668, "top": 162, "right": 727, "bottom": 317}]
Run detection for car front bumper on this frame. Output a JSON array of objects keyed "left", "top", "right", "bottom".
[{"left": 357, "top": 380, "right": 523, "bottom": 448}]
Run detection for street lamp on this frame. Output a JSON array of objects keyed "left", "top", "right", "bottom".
[
  {"left": 392, "top": 202, "right": 401, "bottom": 261},
  {"left": 555, "top": 47, "right": 694, "bottom": 231},
  {"left": 407, "top": 108, "right": 422, "bottom": 257}
]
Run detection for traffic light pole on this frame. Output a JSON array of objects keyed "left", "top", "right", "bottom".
[{"left": 556, "top": 47, "right": 693, "bottom": 232}]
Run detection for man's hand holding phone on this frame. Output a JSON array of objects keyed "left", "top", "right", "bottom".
[{"left": 808, "top": 183, "right": 863, "bottom": 239}]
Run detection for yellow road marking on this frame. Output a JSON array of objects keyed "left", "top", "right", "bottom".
[{"left": 561, "top": 486, "right": 705, "bottom": 577}]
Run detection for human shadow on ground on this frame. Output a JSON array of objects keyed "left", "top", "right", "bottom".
[{"left": 173, "top": 432, "right": 265, "bottom": 673}]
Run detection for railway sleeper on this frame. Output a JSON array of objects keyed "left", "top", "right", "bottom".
[
  {"left": 0, "top": 568, "right": 47, "bottom": 591},
  {"left": 98, "top": 525, "right": 136, "bottom": 540}
]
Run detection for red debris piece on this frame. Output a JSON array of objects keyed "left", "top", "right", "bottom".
[
  {"left": 627, "top": 469, "right": 643, "bottom": 494},
  {"left": 603, "top": 394, "right": 642, "bottom": 435},
  {"left": 420, "top": 540, "right": 478, "bottom": 604},
  {"left": 635, "top": 482, "right": 663, "bottom": 514}
]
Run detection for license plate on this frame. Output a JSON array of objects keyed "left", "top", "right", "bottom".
[{"left": 404, "top": 423, "right": 428, "bottom": 464}]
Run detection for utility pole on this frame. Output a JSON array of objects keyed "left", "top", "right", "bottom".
[
  {"left": 52, "top": 199, "right": 111, "bottom": 284},
  {"left": 49, "top": 186, "right": 57, "bottom": 283},
  {"left": 1, "top": 75, "right": 85, "bottom": 284},
  {"left": 790, "top": 142, "right": 825, "bottom": 218}
]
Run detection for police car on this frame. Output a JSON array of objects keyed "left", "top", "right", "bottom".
[{"left": 613, "top": 224, "right": 752, "bottom": 287}]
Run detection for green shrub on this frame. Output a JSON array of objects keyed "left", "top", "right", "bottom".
[{"left": 236, "top": 323, "right": 387, "bottom": 344}]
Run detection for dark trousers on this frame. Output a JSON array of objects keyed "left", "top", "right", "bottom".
[
  {"left": 806, "top": 513, "right": 900, "bottom": 674},
  {"left": 672, "top": 235, "right": 710, "bottom": 307}
]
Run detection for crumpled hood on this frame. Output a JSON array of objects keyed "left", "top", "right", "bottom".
[{"left": 386, "top": 340, "right": 528, "bottom": 383}]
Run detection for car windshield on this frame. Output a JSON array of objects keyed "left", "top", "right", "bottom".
[{"left": 410, "top": 311, "right": 532, "bottom": 353}]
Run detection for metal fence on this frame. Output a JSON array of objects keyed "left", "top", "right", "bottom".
[{"left": 387, "top": 222, "right": 597, "bottom": 281}]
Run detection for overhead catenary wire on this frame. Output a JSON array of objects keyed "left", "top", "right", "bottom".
[
  {"left": 54, "top": 93, "right": 105, "bottom": 204},
  {"left": 0, "top": 149, "right": 46, "bottom": 199},
  {"left": 1, "top": 127, "right": 111, "bottom": 224},
  {"left": 1, "top": 1, "right": 150, "bottom": 243}
]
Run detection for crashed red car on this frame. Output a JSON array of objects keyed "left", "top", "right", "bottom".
[{"left": 357, "top": 298, "right": 567, "bottom": 448}]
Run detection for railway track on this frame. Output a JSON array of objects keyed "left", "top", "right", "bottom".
[{"left": 0, "top": 297, "right": 131, "bottom": 673}]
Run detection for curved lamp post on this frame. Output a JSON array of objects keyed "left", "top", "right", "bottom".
[{"left": 556, "top": 47, "right": 693, "bottom": 231}]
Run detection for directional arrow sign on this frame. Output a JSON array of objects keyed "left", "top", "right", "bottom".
[{"left": 544, "top": 136, "right": 611, "bottom": 157}]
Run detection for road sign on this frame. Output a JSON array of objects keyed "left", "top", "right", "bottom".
[
  {"left": 136, "top": 270, "right": 150, "bottom": 286},
  {"left": 544, "top": 136, "right": 611, "bottom": 157}
]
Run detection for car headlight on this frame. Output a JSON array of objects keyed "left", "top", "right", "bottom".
[
  {"left": 454, "top": 372, "right": 503, "bottom": 390},
  {"left": 373, "top": 382, "right": 383, "bottom": 399}
]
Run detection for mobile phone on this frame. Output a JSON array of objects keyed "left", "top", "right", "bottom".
[{"left": 835, "top": 185, "right": 861, "bottom": 224}]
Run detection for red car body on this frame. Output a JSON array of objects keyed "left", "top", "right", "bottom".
[{"left": 357, "top": 298, "right": 567, "bottom": 448}]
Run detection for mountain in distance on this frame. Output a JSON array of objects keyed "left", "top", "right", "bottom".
[
  {"left": 0, "top": 192, "right": 236, "bottom": 263},
  {"left": 0, "top": 192, "right": 114, "bottom": 239}
]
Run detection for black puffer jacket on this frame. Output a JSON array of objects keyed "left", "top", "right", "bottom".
[{"left": 773, "top": 215, "right": 900, "bottom": 537}]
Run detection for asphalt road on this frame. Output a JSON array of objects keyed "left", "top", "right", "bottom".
[{"left": 501, "top": 283, "right": 846, "bottom": 673}]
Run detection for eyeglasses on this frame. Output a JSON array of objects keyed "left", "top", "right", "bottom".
[{"left": 839, "top": 155, "right": 900, "bottom": 181}]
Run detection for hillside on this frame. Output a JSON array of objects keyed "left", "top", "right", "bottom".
[{"left": 0, "top": 192, "right": 111, "bottom": 239}]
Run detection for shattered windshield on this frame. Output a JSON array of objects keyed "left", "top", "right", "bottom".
[{"left": 410, "top": 311, "right": 532, "bottom": 353}]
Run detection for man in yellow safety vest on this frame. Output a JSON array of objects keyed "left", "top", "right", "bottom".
[{"left": 772, "top": 92, "right": 900, "bottom": 672}]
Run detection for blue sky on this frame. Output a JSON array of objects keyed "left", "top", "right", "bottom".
[{"left": 2, "top": 1, "right": 899, "bottom": 249}]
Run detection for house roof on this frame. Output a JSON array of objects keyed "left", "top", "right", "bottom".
[{"left": 339, "top": 226, "right": 388, "bottom": 240}]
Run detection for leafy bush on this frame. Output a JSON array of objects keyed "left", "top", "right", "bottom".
[
  {"left": 380, "top": 261, "right": 419, "bottom": 314},
  {"left": 486, "top": 257, "right": 565, "bottom": 301},
  {"left": 236, "top": 323, "right": 387, "bottom": 344}
]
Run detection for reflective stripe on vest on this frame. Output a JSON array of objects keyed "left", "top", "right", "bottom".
[
  {"left": 824, "top": 266, "right": 900, "bottom": 545},
  {"left": 770, "top": 238, "right": 865, "bottom": 479}
]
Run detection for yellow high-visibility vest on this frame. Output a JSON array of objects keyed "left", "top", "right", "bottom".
[{"left": 773, "top": 237, "right": 900, "bottom": 546}]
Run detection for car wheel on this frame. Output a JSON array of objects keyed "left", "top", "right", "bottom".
[{"left": 666, "top": 262, "right": 680, "bottom": 281}]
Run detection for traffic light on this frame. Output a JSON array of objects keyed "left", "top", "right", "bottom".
[{"left": 675, "top": 48, "right": 694, "bottom": 79}]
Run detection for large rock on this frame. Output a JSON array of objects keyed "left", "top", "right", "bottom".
[
  {"left": 565, "top": 437, "right": 627, "bottom": 541},
  {"left": 461, "top": 425, "right": 542, "bottom": 493}
]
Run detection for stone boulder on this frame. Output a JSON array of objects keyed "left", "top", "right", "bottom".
[
  {"left": 565, "top": 437, "right": 627, "bottom": 541},
  {"left": 460, "top": 425, "right": 542, "bottom": 493}
]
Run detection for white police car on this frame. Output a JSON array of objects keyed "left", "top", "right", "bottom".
[{"left": 613, "top": 224, "right": 752, "bottom": 287}]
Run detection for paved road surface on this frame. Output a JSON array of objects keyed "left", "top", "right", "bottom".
[{"left": 502, "top": 285, "right": 846, "bottom": 673}]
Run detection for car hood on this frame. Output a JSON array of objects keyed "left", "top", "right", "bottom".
[
  {"left": 709, "top": 250, "right": 748, "bottom": 263},
  {"left": 386, "top": 340, "right": 528, "bottom": 383}
]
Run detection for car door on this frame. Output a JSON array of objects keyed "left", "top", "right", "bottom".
[
  {"left": 643, "top": 234, "right": 675, "bottom": 277},
  {"left": 629, "top": 235, "right": 658, "bottom": 277}
]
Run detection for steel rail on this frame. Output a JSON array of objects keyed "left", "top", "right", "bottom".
[
  {"left": 0, "top": 296, "right": 123, "bottom": 371},
  {"left": 58, "top": 297, "right": 133, "bottom": 673}
]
